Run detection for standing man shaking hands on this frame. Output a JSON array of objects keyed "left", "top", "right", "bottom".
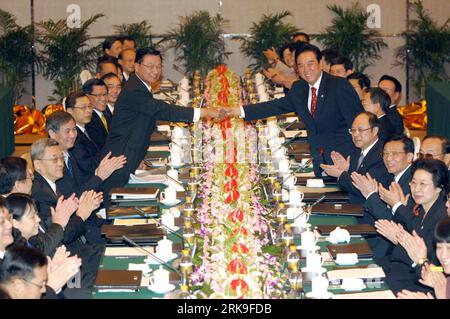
[
  {"left": 226, "top": 44, "right": 364, "bottom": 177},
  {"left": 100, "top": 48, "right": 226, "bottom": 189}
]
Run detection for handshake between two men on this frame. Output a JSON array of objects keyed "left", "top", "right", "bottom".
[{"left": 198, "top": 107, "right": 242, "bottom": 121}]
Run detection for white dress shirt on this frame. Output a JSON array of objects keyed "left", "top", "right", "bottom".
[{"left": 42, "top": 175, "right": 57, "bottom": 195}]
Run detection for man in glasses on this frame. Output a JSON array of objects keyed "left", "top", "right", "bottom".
[
  {"left": 419, "top": 135, "right": 450, "bottom": 168},
  {"left": 30, "top": 138, "right": 104, "bottom": 288},
  {"left": 352, "top": 136, "right": 415, "bottom": 258},
  {"left": 0, "top": 246, "right": 48, "bottom": 299},
  {"left": 83, "top": 79, "right": 110, "bottom": 150},
  {"left": 100, "top": 48, "right": 226, "bottom": 190},
  {"left": 320, "top": 112, "right": 393, "bottom": 204}
]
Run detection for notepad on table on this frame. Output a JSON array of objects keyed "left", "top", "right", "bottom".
[
  {"left": 147, "top": 145, "right": 170, "bottom": 152},
  {"left": 113, "top": 218, "right": 158, "bottom": 226},
  {"left": 104, "top": 246, "right": 155, "bottom": 257}
]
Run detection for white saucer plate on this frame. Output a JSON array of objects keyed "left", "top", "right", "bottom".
[
  {"left": 162, "top": 225, "right": 180, "bottom": 232},
  {"left": 148, "top": 283, "right": 176, "bottom": 294},
  {"left": 334, "top": 259, "right": 359, "bottom": 266},
  {"left": 160, "top": 199, "right": 181, "bottom": 206},
  {"left": 305, "top": 291, "right": 334, "bottom": 299},
  {"left": 301, "top": 266, "right": 327, "bottom": 274}
]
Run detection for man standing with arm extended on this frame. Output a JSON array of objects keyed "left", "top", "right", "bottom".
[
  {"left": 227, "top": 44, "right": 364, "bottom": 176},
  {"left": 100, "top": 48, "right": 225, "bottom": 189}
]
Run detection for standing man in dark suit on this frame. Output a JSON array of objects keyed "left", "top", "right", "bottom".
[
  {"left": 227, "top": 44, "right": 364, "bottom": 177},
  {"left": 352, "top": 136, "right": 415, "bottom": 258},
  {"left": 378, "top": 75, "right": 405, "bottom": 136},
  {"left": 100, "top": 48, "right": 225, "bottom": 189},
  {"left": 321, "top": 112, "right": 393, "bottom": 204},
  {"left": 83, "top": 79, "right": 110, "bottom": 150},
  {"left": 361, "top": 87, "right": 395, "bottom": 141}
]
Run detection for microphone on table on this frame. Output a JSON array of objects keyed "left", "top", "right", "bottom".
[
  {"left": 133, "top": 206, "right": 194, "bottom": 252},
  {"left": 312, "top": 194, "right": 326, "bottom": 207},
  {"left": 122, "top": 235, "right": 181, "bottom": 275}
]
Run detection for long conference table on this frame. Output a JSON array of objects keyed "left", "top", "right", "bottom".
[{"left": 93, "top": 122, "right": 393, "bottom": 299}]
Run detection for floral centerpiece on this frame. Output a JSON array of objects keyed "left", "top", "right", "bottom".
[{"left": 190, "top": 65, "right": 284, "bottom": 298}]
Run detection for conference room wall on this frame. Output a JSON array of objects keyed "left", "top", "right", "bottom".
[{"left": 1, "top": 0, "right": 448, "bottom": 109}]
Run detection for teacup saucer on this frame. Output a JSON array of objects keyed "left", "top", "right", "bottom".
[
  {"left": 148, "top": 283, "right": 176, "bottom": 294},
  {"left": 296, "top": 245, "right": 320, "bottom": 251},
  {"left": 170, "top": 163, "right": 184, "bottom": 169},
  {"left": 301, "top": 266, "right": 327, "bottom": 274},
  {"left": 145, "top": 252, "right": 178, "bottom": 264},
  {"left": 160, "top": 199, "right": 181, "bottom": 206},
  {"left": 305, "top": 291, "right": 333, "bottom": 299}
]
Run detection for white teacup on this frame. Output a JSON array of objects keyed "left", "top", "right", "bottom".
[
  {"left": 287, "top": 207, "right": 302, "bottom": 220},
  {"left": 289, "top": 187, "right": 304, "bottom": 206},
  {"left": 329, "top": 227, "right": 351, "bottom": 244},
  {"left": 306, "top": 252, "right": 324, "bottom": 270},
  {"left": 311, "top": 276, "right": 329, "bottom": 297},
  {"left": 156, "top": 236, "right": 173, "bottom": 258},
  {"left": 169, "top": 142, "right": 183, "bottom": 153},
  {"left": 172, "top": 126, "right": 185, "bottom": 139},
  {"left": 278, "top": 158, "right": 291, "bottom": 174},
  {"left": 169, "top": 207, "right": 181, "bottom": 218},
  {"left": 301, "top": 228, "right": 318, "bottom": 248},
  {"left": 281, "top": 189, "right": 290, "bottom": 202},
  {"left": 272, "top": 147, "right": 287, "bottom": 159},
  {"left": 161, "top": 186, "right": 177, "bottom": 203},
  {"left": 169, "top": 153, "right": 183, "bottom": 167},
  {"left": 283, "top": 174, "right": 297, "bottom": 190},
  {"left": 291, "top": 203, "right": 308, "bottom": 224},
  {"left": 167, "top": 168, "right": 179, "bottom": 181},
  {"left": 150, "top": 265, "right": 170, "bottom": 288},
  {"left": 161, "top": 212, "right": 175, "bottom": 229}
]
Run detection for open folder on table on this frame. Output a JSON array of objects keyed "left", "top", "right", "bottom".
[
  {"left": 95, "top": 269, "right": 143, "bottom": 291},
  {"left": 327, "top": 242, "right": 373, "bottom": 259},
  {"left": 109, "top": 187, "right": 160, "bottom": 201}
]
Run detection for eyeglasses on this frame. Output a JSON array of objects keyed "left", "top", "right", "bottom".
[
  {"left": 106, "top": 85, "right": 122, "bottom": 90},
  {"left": 139, "top": 63, "right": 162, "bottom": 71},
  {"left": 21, "top": 278, "right": 46, "bottom": 290},
  {"left": 73, "top": 104, "right": 94, "bottom": 111},
  {"left": 348, "top": 127, "right": 373, "bottom": 135},
  {"left": 88, "top": 93, "right": 108, "bottom": 98},
  {"left": 409, "top": 180, "right": 434, "bottom": 190},
  {"left": 381, "top": 151, "right": 406, "bottom": 158},
  {"left": 418, "top": 152, "right": 444, "bottom": 160},
  {"left": 37, "top": 156, "right": 65, "bottom": 164}
]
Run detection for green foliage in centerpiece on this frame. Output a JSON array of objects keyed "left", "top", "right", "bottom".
[
  {"left": 162, "top": 11, "right": 230, "bottom": 78},
  {"left": 395, "top": 0, "right": 450, "bottom": 97},
  {"left": 114, "top": 21, "right": 155, "bottom": 49},
  {"left": 0, "top": 9, "right": 34, "bottom": 103},
  {"left": 315, "top": 2, "right": 387, "bottom": 72},
  {"left": 240, "top": 11, "right": 298, "bottom": 71},
  {"left": 36, "top": 14, "right": 104, "bottom": 101}
]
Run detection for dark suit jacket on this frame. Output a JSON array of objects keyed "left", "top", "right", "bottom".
[
  {"left": 243, "top": 72, "right": 364, "bottom": 176},
  {"left": 385, "top": 193, "right": 448, "bottom": 293},
  {"left": 100, "top": 74, "right": 195, "bottom": 188},
  {"left": 387, "top": 105, "right": 405, "bottom": 137},
  {"left": 69, "top": 127, "right": 100, "bottom": 181},
  {"left": 85, "top": 111, "right": 109, "bottom": 150},
  {"left": 364, "top": 165, "right": 412, "bottom": 258},
  {"left": 104, "top": 105, "right": 113, "bottom": 125},
  {"left": 31, "top": 172, "right": 86, "bottom": 248},
  {"left": 338, "top": 139, "right": 394, "bottom": 204},
  {"left": 56, "top": 155, "right": 103, "bottom": 198},
  {"left": 378, "top": 115, "right": 395, "bottom": 141}
]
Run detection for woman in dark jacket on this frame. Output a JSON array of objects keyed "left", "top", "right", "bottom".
[{"left": 375, "top": 159, "right": 449, "bottom": 293}]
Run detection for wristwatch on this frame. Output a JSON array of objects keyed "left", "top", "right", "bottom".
[{"left": 418, "top": 257, "right": 428, "bottom": 265}]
